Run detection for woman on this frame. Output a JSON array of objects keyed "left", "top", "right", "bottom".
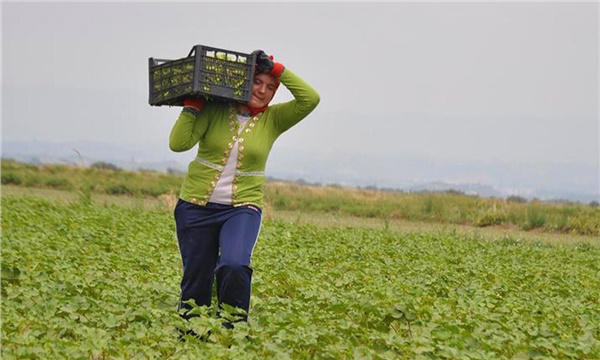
[{"left": 169, "top": 50, "right": 320, "bottom": 327}]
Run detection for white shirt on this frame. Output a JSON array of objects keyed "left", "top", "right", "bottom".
[{"left": 209, "top": 114, "right": 252, "bottom": 204}]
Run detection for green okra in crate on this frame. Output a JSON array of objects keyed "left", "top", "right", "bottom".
[{"left": 148, "top": 45, "right": 256, "bottom": 107}]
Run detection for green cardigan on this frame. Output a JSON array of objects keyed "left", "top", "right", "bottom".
[{"left": 169, "top": 68, "right": 320, "bottom": 208}]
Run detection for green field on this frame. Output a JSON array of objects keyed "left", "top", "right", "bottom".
[
  {"left": 2, "top": 159, "right": 599, "bottom": 236},
  {"left": 2, "top": 161, "right": 599, "bottom": 358}
]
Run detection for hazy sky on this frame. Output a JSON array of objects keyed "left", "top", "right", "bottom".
[{"left": 2, "top": 1, "right": 599, "bottom": 195}]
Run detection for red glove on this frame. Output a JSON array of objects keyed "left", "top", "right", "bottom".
[
  {"left": 270, "top": 61, "right": 285, "bottom": 78},
  {"left": 183, "top": 97, "right": 205, "bottom": 110}
]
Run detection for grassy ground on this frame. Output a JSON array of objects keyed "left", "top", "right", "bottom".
[
  {"left": 3, "top": 159, "right": 599, "bottom": 235},
  {"left": 1, "top": 184, "right": 171, "bottom": 211},
  {"left": 274, "top": 210, "right": 599, "bottom": 248},
  {"left": 3, "top": 185, "right": 597, "bottom": 249}
]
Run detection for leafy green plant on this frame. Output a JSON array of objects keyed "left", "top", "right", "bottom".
[
  {"left": 2, "top": 159, "right": 599, "bottom": 236},
  {"left": 91, "top": 161, "right": 121, "bottom": 171},
  {"left": 106, "top": 183, "right": 134, "bottom": 196},
  {"left": 566, "top": 213, "right": 600, "bottom": 236},
  {"left": 44, "top": 177, "right": 72, "bottom": 190},
  {"left": 474, "top": 208, "right": 508, "bottom": 227},
  {"left": 2, "top": 193, "right": 599, "bottom": 359},
  {"left": 522, "top": 207, "right": 547, "bottom": 231},
  {"left": 506, "top": 195, "right": 528, "bottom": 204},
  {"left": 77, "top": 183, "right": 93, "bottom": 206},
  {"left": 1, "top": 172, "right": 22, "bottom": 185}
]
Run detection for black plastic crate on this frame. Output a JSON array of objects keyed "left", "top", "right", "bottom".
[{"left": 148, "top": 45, "right": 256, "bottom": 106}]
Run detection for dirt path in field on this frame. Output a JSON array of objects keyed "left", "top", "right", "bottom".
[{"left": 3, "top": 185, "right": 598, "bottom": 248}]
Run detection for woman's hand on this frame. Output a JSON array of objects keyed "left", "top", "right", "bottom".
[
  {"left": 183, "top": 97, "right": 205, "bottom": 110},
  {"left": 252, "top": 50, "right": 285, "bottom": 78},
  {"left": 252, "top": 50, "right": 273, "bottom": 74}
]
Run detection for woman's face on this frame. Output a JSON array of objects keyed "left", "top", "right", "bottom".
[{"left": 248, "top": 73, "right": 277, "bottom": 109}]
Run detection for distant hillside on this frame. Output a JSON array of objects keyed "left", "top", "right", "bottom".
[
  {"left": 2, "top": 141, "right": 187, "bottom": 173},
  {"left": 3, "top": 140, "right": 598, "bottom": 202}
]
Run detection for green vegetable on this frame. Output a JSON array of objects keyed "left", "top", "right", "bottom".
[
  {"left": 2, "top": 194, "right": 599, "bottom": 358},
  {"left": 151, "top": 48, "right": 252, "bottom": 105}
]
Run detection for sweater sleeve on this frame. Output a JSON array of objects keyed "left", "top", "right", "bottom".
[
  {"left": 267, "top": 68, "right": 320, "bottom": 134},
  {"left": 169, "top": 108, "right": 209, "bottom": 152}
]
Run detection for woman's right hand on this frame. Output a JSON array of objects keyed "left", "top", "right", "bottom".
[{"left": 183, "top": 97, "right": 205, "bottom": 110}]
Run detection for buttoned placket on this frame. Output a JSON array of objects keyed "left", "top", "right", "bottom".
[{"left": 207, "top": 108, "right": 259, "bottom": 205}]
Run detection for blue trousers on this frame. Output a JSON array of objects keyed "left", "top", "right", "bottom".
[{"left": 174, "top": 199, "right": 262, "bottom": 321}]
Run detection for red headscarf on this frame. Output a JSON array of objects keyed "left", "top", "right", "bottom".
[
  {"left": 247, "top": 74, "right": 280, "bottom": 116},
  {"left": 247, "top": 56, "right": 284, "bottom": 116}
]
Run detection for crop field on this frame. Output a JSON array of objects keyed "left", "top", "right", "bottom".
[
  {"left": 2, "top": 159, "right": 599, "bottom": 236},
  {"left": 2, "top": 189, "right": 599, "bottom": 359}
]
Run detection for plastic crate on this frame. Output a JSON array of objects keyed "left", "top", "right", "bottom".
[{"left": 148, "top": 45, "right": 256, "bottom": 106}]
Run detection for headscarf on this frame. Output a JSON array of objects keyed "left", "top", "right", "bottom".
[{"left": 247, "top": 73, "right": 280, "bottom": 116}]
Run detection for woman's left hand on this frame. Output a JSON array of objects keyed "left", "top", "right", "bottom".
[{"left": 252, "top": 50, "right": 285, "bottom": 78}]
